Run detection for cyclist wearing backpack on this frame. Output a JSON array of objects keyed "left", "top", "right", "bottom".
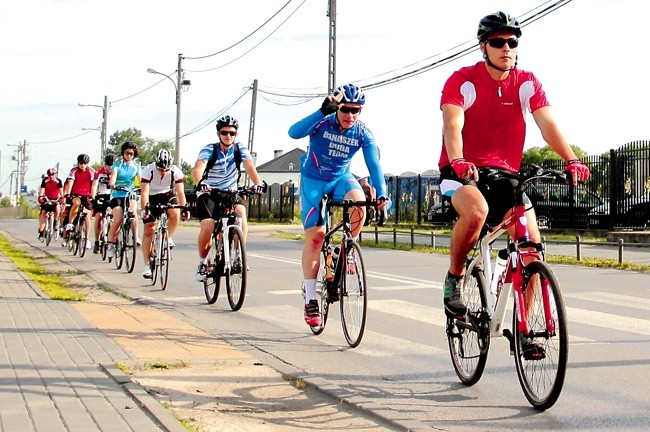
[
  {"left": 192, "top": 115, "right": 265, "bottom": 282},
  {"left": 139, "top": 149, "right": 188, "bottom": 279},
  {"left": 288, "top": 83, "right": 388, "bottom": 327}
]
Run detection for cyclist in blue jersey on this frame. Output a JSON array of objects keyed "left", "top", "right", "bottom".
[
  {"left": 192, "top": 115, "right": 265, "bottom": 282},
  {"left": 107, "top": 141, "right": 142, "bottom": 259},
  {"left": 288, "top": 83, "right": 388, "bottom": 327}
]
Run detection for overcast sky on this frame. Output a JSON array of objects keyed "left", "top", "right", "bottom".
[{"left": 2, "top": 0, "right": 648, "bottom": 194}]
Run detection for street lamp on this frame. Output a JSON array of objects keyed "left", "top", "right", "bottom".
[
  {"left": 78, "top": 96, "right": 108, "bottom": 157},
  {"left": 147, "top": 53, "right": 190, "bottom": 163}
]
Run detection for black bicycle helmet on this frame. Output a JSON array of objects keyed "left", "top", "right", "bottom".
[
  {"left": 104, "top": 154, "right": 115, "bottom": 166},
  {"left": 477, "top": 11, "right": 522, "bottom": 41},
  {"left": 216, "top": 115, "right": 239, "bottom": 131},
  {"left": 155, "top": 149, "right": 173, "bottom": 169},
  {"left": 120, "top": 141, "right": 139, "bottom": 158},
  {"left": 47, "top": 167, "right": 57, "bottom": 176},
  {"left": 77, "top": 153, "right": 90, "bottom": 164}
]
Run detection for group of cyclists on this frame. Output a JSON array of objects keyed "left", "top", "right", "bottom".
[{"left": 35, "top": 12, "right": 592, "bottom": 343}]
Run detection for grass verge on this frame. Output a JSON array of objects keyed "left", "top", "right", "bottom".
[{"left": 0, "top": 233, "right": 86, "bottom": 301}]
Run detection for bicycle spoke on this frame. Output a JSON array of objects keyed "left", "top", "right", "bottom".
[
  {"left": 160, "top": 230, "right": 170, "bottom": 290},
  {"left": 226, "top": 227, "right": 246, "bottom": 311},
  {"left": 203, "top": 234, "right": 221, "bottom": 304}
]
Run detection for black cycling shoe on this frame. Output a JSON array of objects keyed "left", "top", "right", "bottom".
[{"left": 443, "top": 273, "right": 467, "bottom": 317}]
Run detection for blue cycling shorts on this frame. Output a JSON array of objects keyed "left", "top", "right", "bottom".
[{"left": 300, "top": 173, "right": 362, "bottom": 229}]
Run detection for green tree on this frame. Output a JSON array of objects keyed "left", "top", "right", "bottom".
[
  {"left": 107, "top": 128, "right": 191, "bottom": 178},
  {"left": 522, "top": 144, "right": 587, "bottom": 166}
]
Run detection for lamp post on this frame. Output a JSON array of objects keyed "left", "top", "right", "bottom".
[
  {"left": 78, "top": 95, "right": 108, "bottom": 157},
  {"left": 147, "top": 53, "right": 190, "bottom": 163}
]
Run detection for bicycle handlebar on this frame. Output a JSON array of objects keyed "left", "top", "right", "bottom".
[
  {"left": 479, "top": 164, "right": 572, "bottom": 194},
  {"left": 147, "top": 203, "right": 187, "bottom": 210}
]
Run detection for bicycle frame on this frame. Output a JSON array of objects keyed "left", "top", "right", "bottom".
[{"left": 464, "top": 168, "right": 562, "bottom": 340}]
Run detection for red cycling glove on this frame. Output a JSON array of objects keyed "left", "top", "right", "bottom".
[
  {"left": 564, "top": 159, "right": 590, "bottom": 183},
  {"left": 450, "top": 158, "right": 477, "bottom": 180}
]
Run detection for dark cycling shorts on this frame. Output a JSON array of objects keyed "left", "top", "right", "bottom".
[
  {"left": 69, "top": 195, "right": 92, "bottom": 210},
  {"left": 196, "top": 191, "right": 242, "bottom": 221},
  {"left": 110, "top": 197, "right": 128, "bottom": 209},
  {"left": 40, "top": 202, "right": 59, "bottom": 212},
  {"left": 92, "top": 194, "right": 110, "bottom": 216},
  {"left": 143, "top": 192, "right": 179, "bottom": 224},
  {"left": 440, "top": 165, "right": 531, "bottom": 225}
]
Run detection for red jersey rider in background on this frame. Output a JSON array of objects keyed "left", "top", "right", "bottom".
[
  {"left": 37, "top": 167, "right": 64, "bottom": 239},
  {"left": 62, "top": 153, "right": 96, "bottom": 249}
]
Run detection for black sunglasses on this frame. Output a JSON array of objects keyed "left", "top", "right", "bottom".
[
  {"left": 486, "top": 38, "right": 519, "bottom": 49},
  {"left": 339, "top": 106, "right": 361, "bottom": 114},
  {"left": 219, "top": 130, "right": 237, "bottom": 137}
]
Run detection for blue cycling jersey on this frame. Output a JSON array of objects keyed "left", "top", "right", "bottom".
[
  {"left": 110, "top": 159, "right": 140, "bottom": 199},
  {"left": 288, "top": 110, "right": 386, "bottom": 197},
  {"left": 196, "top": 142, "right": 252, "bottom": 192}
]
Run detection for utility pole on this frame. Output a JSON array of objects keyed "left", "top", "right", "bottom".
[
  {"left": 245, "top": 79, "right": 258, "bottom": 186},
  {"left": 175, "top": 53, "right": 183, "bottom": 163},
  {"left": 327, "top": 0, "right": 337, "bottom": 93},
  {"left": 102, "top": 95, "right": 108, "bottom": 157}
]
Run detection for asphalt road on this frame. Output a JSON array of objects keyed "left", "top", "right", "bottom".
[{"left": 3, "top": 218, "right": 649, "bottom": 431}]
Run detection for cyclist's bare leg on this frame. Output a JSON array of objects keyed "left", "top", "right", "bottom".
[
  {"left": 234, "top": 204, "right": 248, "bottom": 243},
  {"left": 166, "top": 208, "right": 180, "bottom": 238},
  {"left": 128, "top": 200, "right": 139, "bottom": 241},
  {"left": 197, "top": 219, "right": 215, "bottom": 259},
  {"left": 142, "top": 221, "right": 156, "bottom": 263},
  {"left": 449, "top": 185, "right": 488, "bottom": 276},
  {"left": 109, "top": 206, "right": 124, "bottom": 243},
  {"left": 302, "top": 226, "right": 325, "bottom": 279},
  {"left": 38, "top": 210, "right": 47, "bottom": 232},
  {"left": 344, "top": 189, "right": 366, "bottom": 239},
  {"left": 68, "top": 197, "right": 81, "bottom": 226},
  {"left": 93, "top": 213, "right": 102, "bottom": 242}
]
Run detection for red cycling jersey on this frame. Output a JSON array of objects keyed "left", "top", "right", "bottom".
[
  {"left": 438, "top": 61, "right": 549, "bottom": 172},
  {"left": 40, "top": 178, "right": 63, "bottom": 200},
  {"left": 67, "top": 166, "right": 96, "bottom": 196}
]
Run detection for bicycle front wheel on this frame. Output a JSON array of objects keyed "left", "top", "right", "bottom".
[
  {"left": 150, "top": 231, "right": 160, "bottom": 286},
  {"left": 514, "top": 260, "right": 568, "bottom": 411},
  {"left": 45, "top": 215, "right": 53, "bottom": 246},
  {"left": 115, "top": 231, "right": 124, "bottom": 270},
  {"left": 447, "top": 268, "right": 489, "bottom": 386},
  {"left": 339, "top": 241, "right": 367, "bottom": 348},
  {"left": 159, "top": 230, "right": 170, "bottom": 290},
  {"left": 79, "top": 218, "right": 88, "bottom": 258},
  {"left": 226, "top": 227, "right": 247, "bottom": 311},
  {"left": 124, "top": 220, "right": 137, "bottom": 273},
  {"left": 204, "top": 234, "right": 222, "bottom": 304}
]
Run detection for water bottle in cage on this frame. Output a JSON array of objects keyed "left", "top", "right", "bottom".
[
  {"left": 325, "top": 245, "right": 334, "bottom": 282},
  {"left": 490, "top": 248, "right": 508, "bottom": 295}
]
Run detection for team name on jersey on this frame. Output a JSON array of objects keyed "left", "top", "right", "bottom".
[{"left": 323, "top": 131, "right": 359, "bottom": 158}]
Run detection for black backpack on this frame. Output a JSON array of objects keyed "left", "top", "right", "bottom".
[{"left": 201, "top": 143, "right": 242, "bottom": 183}]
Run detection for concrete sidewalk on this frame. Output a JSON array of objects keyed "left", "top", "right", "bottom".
[
  {"left": 0, "top": 252, "right": 187, "bottom": 432},
  {"left": 0, "top": 230, "right": 395, "bottom": 432}
]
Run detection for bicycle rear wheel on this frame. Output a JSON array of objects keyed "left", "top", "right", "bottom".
[
  {"left": 447, "top": 267, "right": 489, "bottom": 386},
  {"left": 124, "top": 219, "right": 137, "bottom": 273},
  {"left": 79, "top": 217, "right": 88, "bottom": 258},
  {"left": 204, "top": 234, "right": 223, "bottom": 304},
  {"left": 159, "top": 230, "right": 170, "bottom": 290},
  {"left": 101, "top": 221, "right": 109, "bottom": 261},
  {"left": 309, "top": 252, "right": 331, "bottom": 335},
  {"left": 514, "top": 260, "right": 568, "bottom": 411},
  {"left": 226, "top": 227, "right": 247, "bottom": 311},
  {"left": 339, "top": 241, "right": 367, "bottom": 348}
]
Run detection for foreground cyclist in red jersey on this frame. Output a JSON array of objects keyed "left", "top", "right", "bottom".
[
  {"left": 37, "top": 168, "right": 64, "bottom": 239},
  {"left": 437, "top": 11, "right": 590, "bottom": 321},
  {"left": 62, "top": 154, "right": 96, "bottom": 249}
]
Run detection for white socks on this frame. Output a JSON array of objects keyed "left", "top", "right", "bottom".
[{"left": 302, "top": 279, "right": 317, "bottom": 303}]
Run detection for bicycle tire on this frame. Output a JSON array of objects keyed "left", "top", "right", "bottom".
[
  {"left": 124, "top": 219, "right": 137, "bottom": 273},
  {"left": 79, "top": 216, "right": 88, "bottom": 258},
  {"left": 226, "top": 227, "right": 247, "bottom": 311},
  {"left": 45, "top": 214, "right": 53, "bottom": 246},
  {"left": 115, "top": 229, "right": 124, "bottom": 269},
  {"left": 339, "top": 241, "right": 367, "bottom": 348},
  {"left": 159, "top": 230, "right": 170, "bottom": 290},
  {"left": 101, "top": 220, "right": 110, "bottom": 261},
  {"left": 150, "top": 230, "right": 159, "bottom": 286},
  {"left": 513, "top": 260, "right": 568, "bottom": 411},
  {"left": 72, "top": 223, "right": 81, "bottom": 256},
  {"left": 447, "top": 267, "right": 490, "bottom": 386},
  {"left": 203, "top": 233, "right": 222, "bottom": 304}
]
